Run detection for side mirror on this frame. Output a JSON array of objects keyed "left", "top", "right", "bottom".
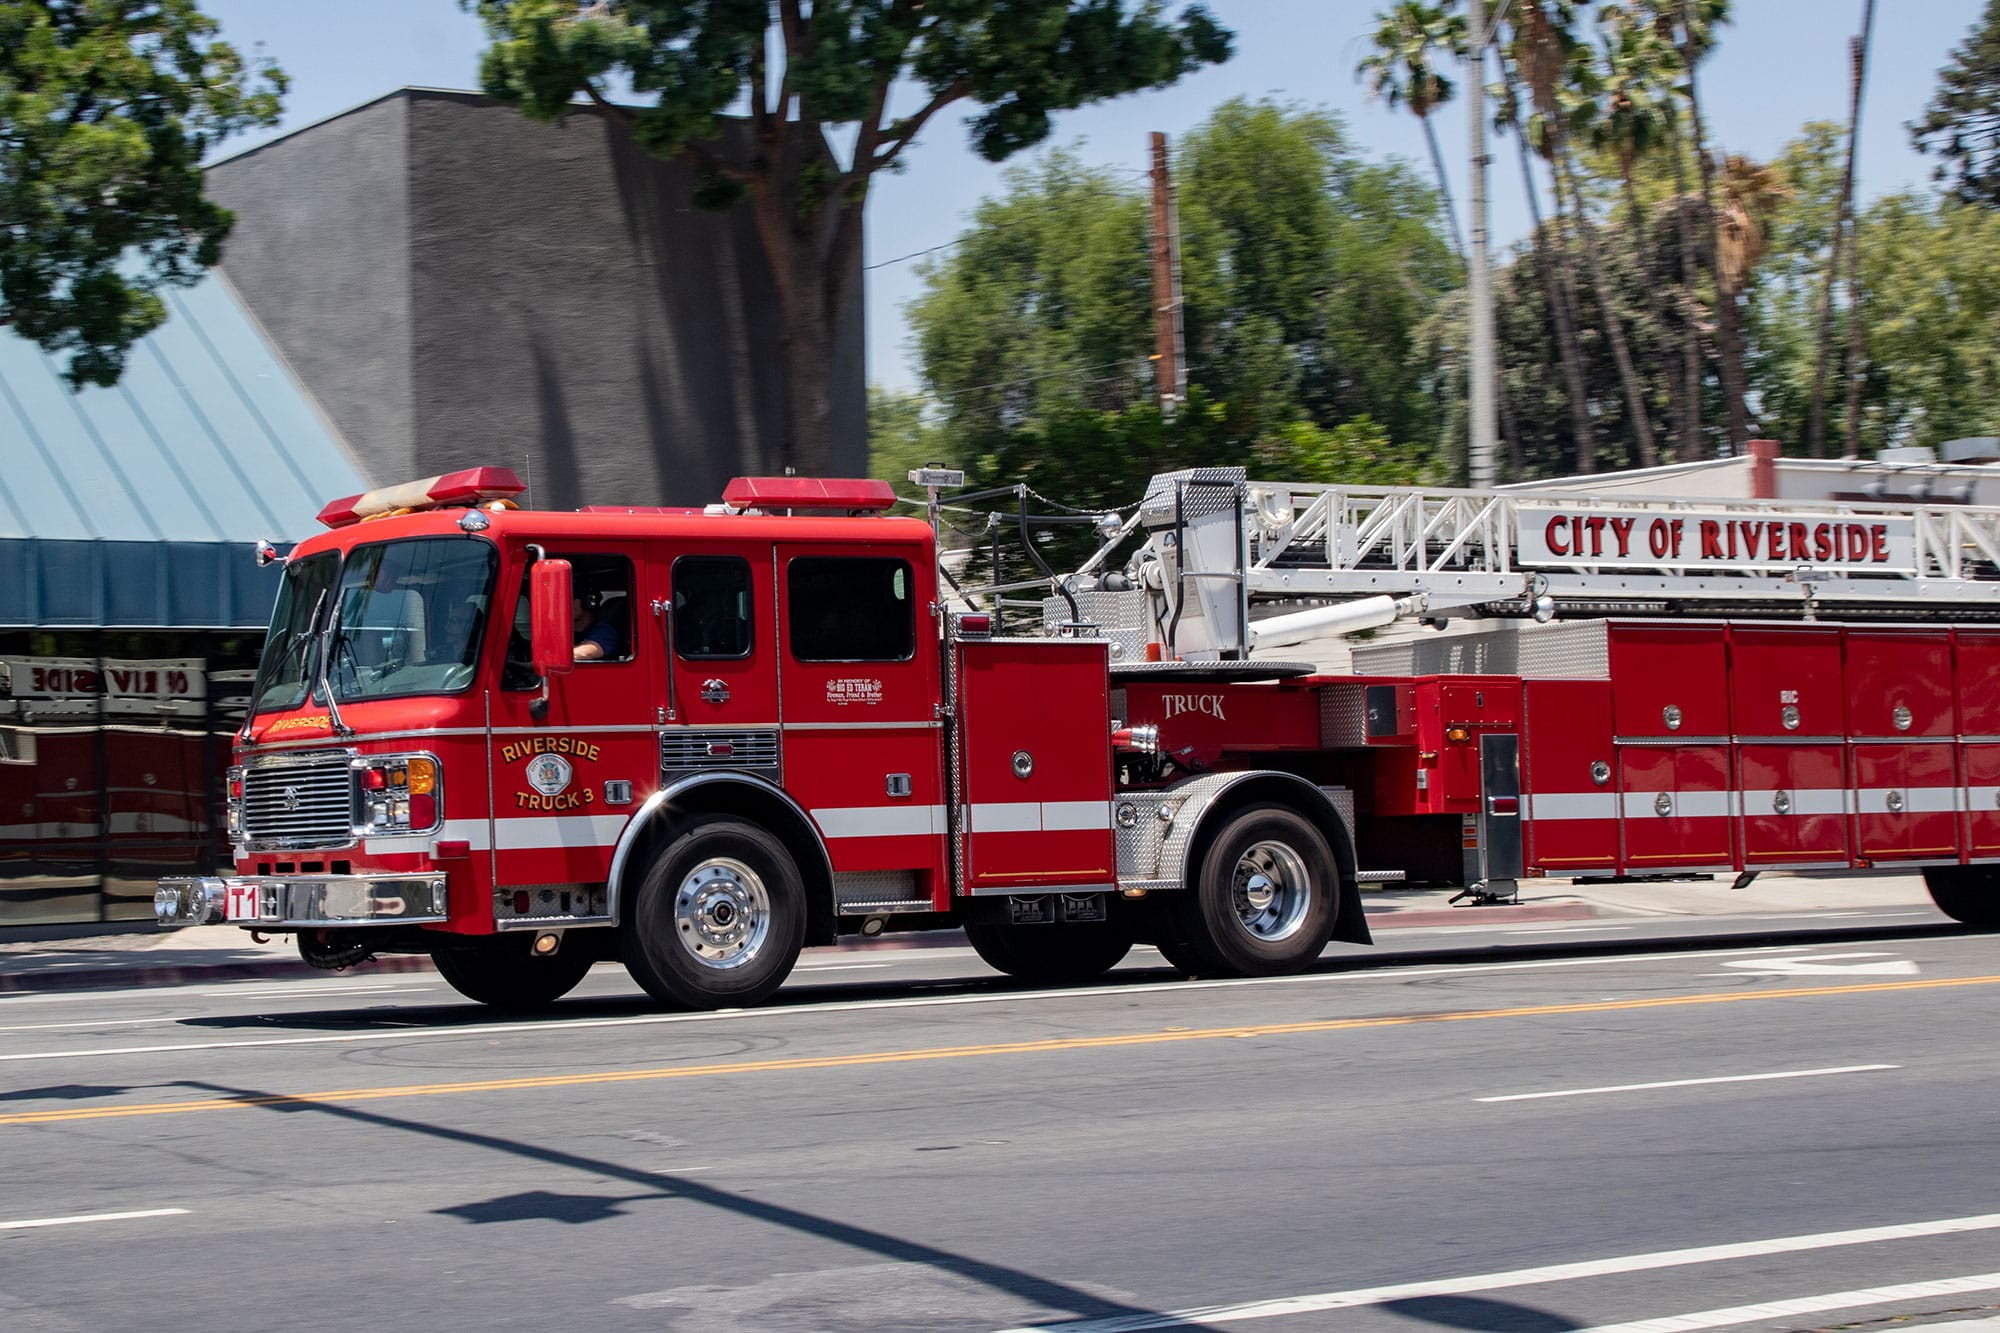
[{"left": 531, "top": 558, "right": 575, "bottom": 677}]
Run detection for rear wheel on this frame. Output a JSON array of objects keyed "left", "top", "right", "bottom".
[
  {"left": 620, "top": 818, "right": 806, "bottom": 1009},
  {"left": 1159, "top": 804, "right": 1338, "bottom": 977},
  {"left": 1923, "top": 866, "right": 2000, "bottom": 927},
  {"left": 965, "top": 919, "right": 1135, "bottom": 983},
  {"left": 431, "top": 935, "right": 596, "bottom": 1010}
]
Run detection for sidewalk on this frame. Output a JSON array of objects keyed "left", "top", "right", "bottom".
[{"left": 0, "top": 872, "right": 1942, "bottom": 995}]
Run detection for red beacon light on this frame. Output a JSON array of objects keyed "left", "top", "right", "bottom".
[
  {"left": 720, "top": 476, "right": 897, "bottom": 515},
  {"left": 318, "top": 467, "right": 527, "bottom": 528}
]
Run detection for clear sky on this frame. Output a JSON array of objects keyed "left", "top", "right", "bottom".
[{"left": 202, "top": 0, "right": 1985, "bottom": 393}]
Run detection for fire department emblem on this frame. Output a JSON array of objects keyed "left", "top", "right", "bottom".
[
  {"left": 282, "top": 786, "right": 301, "bottom": 812},
  {"left": 524, "top": 754, "right": 573, "bottom": 797}
]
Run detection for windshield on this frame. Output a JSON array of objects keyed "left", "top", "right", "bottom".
[
  {"left": 324, "top": 537, "right": 498, "bottom": 704},
  {"left": 249, "top": 551, "right": 340, "bottom": 714}
]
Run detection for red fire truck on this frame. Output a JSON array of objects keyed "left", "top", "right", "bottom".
[{"left": 155, "top": 463, "right": 2000, "bottom": 1009}]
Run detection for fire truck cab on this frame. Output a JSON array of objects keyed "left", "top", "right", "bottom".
[{"left": 157, "top": 468, "right": 1367, "bottom": 1009}]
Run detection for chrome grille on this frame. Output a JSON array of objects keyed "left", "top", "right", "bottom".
[
  {"left": 659, "top": 728, "right": 779, "bottom": 773},
  {"left": 242, "top": 752, "right": 355, "bottom": 848}
]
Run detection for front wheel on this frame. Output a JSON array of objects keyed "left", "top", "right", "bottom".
[
  {"left": 965, "top": 920, "right": 1135, "bottom": 983},
  {"left": 621, "top": 818, "right": 806, "bottom": 1009},
  {"left": 432, "top": 935, "right": 596, "bottom": 1010},
  {"left": 1923, "top": 866, "right": 2000, "bottom": 928},
  {"left": 1157, "top": 804, "right": 1338, "bottom": 977}
]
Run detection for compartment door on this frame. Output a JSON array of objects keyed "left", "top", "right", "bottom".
[
  {"left": 1853, "top": 743, "right": 1960, "bottom": 862},
  {"left": 1965, "top": 744, "right": 2000, "bottom": 860},
  {"left": 1737, "top": 744, "right": 1848, "bottom": 867},
  {"left": 957, "top": 639, "right": 1114, "bottom": 895},
  {"left": 1619, "top": 745, "right": 1734, "bottom": 871},
  {"left": 1523, "top": 680, "right": 1618, "bottom": 874}
]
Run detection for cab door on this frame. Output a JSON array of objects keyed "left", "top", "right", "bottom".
[
  {"left": 775, "top": 545, "right": 948, "bottom": 912},
  {"left": 488, "top": 544, "right": 655, "bottom": 896},
  {"left": 654, "top": 543, "right": 780, "bottom": 734}
]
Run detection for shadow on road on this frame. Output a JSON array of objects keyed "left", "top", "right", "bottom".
[
  {"left": 1383, "top": 1294, "right": 1582, "bottom": 1332},
  {"left": 176, "top": 1077, "right": 1167, "bottom": 1329}
]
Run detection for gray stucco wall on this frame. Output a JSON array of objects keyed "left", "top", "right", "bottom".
[
  {"left": 205, "top": 94, "right": 417, "bottom": 479},
  {"left": 206, "top": 89, "right": 865, "bottom": 509}
]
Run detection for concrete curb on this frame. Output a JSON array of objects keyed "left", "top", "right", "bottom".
[
  {"left": 0, "top": 953, "right": 436, "bottom": 995},
  {"left": 0, "top": 900, "right": 1605, "bottom": 994}
]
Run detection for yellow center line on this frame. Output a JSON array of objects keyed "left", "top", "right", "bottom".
[{"left": 5, "top": 974, "right": 1997, "bottom": 1128}]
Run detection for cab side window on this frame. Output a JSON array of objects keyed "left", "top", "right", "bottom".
[
  {"left": 787, "top": 557, "right": 915, "bottom": 663},
  {"left": 503, "top": 552, "right": 636, "bottom": 688},
  {"left": 674, "top": 555, "right": 754, "bottom": 659}
]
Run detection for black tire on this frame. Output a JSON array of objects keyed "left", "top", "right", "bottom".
[
  {"left": 1923, "top": 866, "right": 2000, "bottom": 927},
  {"left": 620, "top": 818, "right": 806, "bottom": 1009},
  {"left": 1162, "top": 803, "right": 1339, "bottom": 977},
  {"left": 965, "top": 920, "right": 1135, "bottom": 983},
  {"left": 432, "top": 935, "right": 596, "bottom": 1010}
]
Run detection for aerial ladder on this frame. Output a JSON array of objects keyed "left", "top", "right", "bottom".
[{"left": 1000, "top": 466, "right": 2000, "bottom": 668}]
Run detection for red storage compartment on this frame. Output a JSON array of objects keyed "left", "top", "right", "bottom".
[
  {"left": 1956, "top": 630, "right": 2000, "bottom": 737},
  {"left": 1965, "top": 744, "right": 2000, "bottom": 860},
  {"left": 1523, "top": 680, "right": 1618, "bottom": 873},
  {"left": 1608, "top": 625, "right": 1730, "bottom": 738},
  {"left": 1845, "top": 630, "right": 1953, "bottom": 738},
  {"left": 1852, "top": 743, "right": 1959, "bottom": 862},
  {"left": 1729, "top": 626, "right": 1844, "bottom": 738},
  {"left": 1619, "top": 744, "right": 1734, "bottom": 870},
  {"left": 1737, "top": 744, "right": 1849, "bottom": 867},
  {"left": 956, "top": 639, "right": 1114, "bottom": 893}
]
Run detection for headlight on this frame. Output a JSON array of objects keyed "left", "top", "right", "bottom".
[
  {"left": 354, "top": 753, "right": 441, "bottom": 835},
  {"left": 226, "top": 766, "right": 244, "bottom": 840}
]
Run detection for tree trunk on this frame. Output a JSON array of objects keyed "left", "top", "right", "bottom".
[
  {"left": 1622, "top": 169, "right": 1687, "bottom": 461},
  {"left": 1556, "top": 149, "right": 1657, "bottom": 468},
  {"left": 1808, "top": 1, "right": 1875, "bottom": 459},
  {"left": 1683, "top": 26, "right": 1748, "bottom": 454},
  {"left": 1667, "top": 119, "right": 1704, "bottom": 458},
  {"left": 1513, "top": 130, "right": 1599, "bottom": 473},
  {"left": 749, "top": 162, "right": 859, "bottom": 479},
  {"left": 1422, "top": 112, "right": 1467, "bottom": 258}
]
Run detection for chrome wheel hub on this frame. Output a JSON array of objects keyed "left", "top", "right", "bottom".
[
  {"left": 1231, "top": 840, "right": 1312, "bottom": 942},
  {"left": 674, "top": 857, "right": 771, "bottom": 969}
]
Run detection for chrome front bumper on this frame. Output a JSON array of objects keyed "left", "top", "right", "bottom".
[{"left": 155, "top": 876, "right": 449, "bottom": 929}]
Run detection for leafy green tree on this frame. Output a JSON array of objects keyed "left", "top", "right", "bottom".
[
  {"left": 0, "top": 0, "right": 284, "bottom": 387},
  {"left": 1178, "top": 98, "right": 1458, "bottom": 448},
  {"left": 467, "top": 0, "right": 1231, "bottom": 476},
  {"left": 866, "top": 383, "right": 949, "bottom": 485},
  {"left": 907, "top": 150, "right": 1151, "bottom": 453},
  {"left": 1914, "top": 0, "right": 2000, "bottom": 206}
]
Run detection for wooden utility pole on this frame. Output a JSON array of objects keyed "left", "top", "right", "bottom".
[{"left": 1148, "top": 131, "right": 1187, "bottom": 417}]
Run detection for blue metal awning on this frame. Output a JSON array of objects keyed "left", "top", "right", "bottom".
[{"left": 0, "top": 274, "right": 366, "bottom": 628}]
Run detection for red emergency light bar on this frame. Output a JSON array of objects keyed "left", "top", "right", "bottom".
[
  {"left": 318, "top": 467, "right": 527, "bottom": 528},
  {"left": 721, "top": 476, "right": 897, "bottom": 514}
]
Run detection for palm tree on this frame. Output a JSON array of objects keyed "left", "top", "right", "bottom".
[
  {"left": 1670, "top": 0, "right": 1750, "bottom": 454},
  {"left": 1808, "top": 0, "right": 1877, "bottom": 457},
  {"left": 1521, "top": 0, "right": 1660, "bottom": 469},
  {"left": 1362, "top": 1, "right": 1526, "bottom": 478},
  {"left": 1359, "top": 2, "right": 1470, "bottom": 256},
  {"left": 1592, "top": 5, "right": 1691, "bottom": 458}
]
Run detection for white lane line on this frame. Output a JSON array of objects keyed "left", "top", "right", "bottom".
[
  {"left": 993, "top": 1213, "right": 2000, "bottom": 1333},
  {"left": 794, "top": 963, "right": 891, "bottom": 973},
  {"left": 0, "top": 1208, "right": 190, "bottom": 1232},
  {"left": 1575, "top": 1271, "right": 2000, "bottom": 1333},
  {"left": 1498, "top": 926, "right": 1634, "bottom": 936},
  {"left": 1476, "top": 1063, "right": 1899, "bottom": 1103},
  {"left": 0, "top": 941, "right": 1943, "bottom": 1064},
  {"left": 196, "top": 984, "right": 436, "bottom": 999}
]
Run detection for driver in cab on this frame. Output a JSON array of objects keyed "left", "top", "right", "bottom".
[{"left": 572, "top": 589, "right": 621, "bottom": 661}]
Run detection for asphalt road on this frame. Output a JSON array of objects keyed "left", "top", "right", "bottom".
[{"left": 1, "top": 914, "right": 1997, "bottom": 1333}]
